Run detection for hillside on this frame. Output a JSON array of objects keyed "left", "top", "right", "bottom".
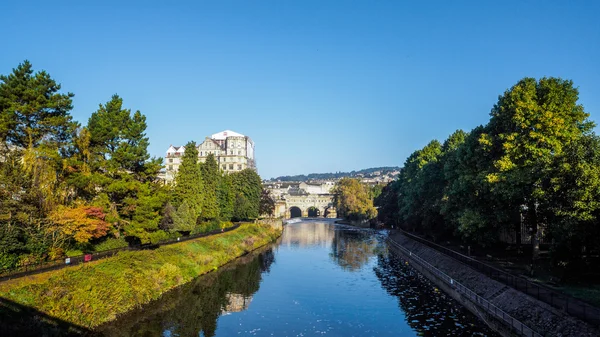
[{"left": 267, "top": 166, "right": 400, "bottom": 182}]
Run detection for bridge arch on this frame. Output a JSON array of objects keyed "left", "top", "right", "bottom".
[
  {"left": 307, "top": 206, "right": 320, "bottom": 217},
  {"left": 289, "top": 206, "right": 302, "bottom": 218}
]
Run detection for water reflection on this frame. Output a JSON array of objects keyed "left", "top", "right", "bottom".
[
  {"left": 97, "top": 247, "right": 275, "bottom": 337},
  {"left": 374, "top": 253, "right": 497, "bottom": 336},
  {"left": 279, "top": 221, "right": 335, "bottom": 248},
  {"left": 330, "top": 227, "right": 378, "bottom": 271},
  {"left": 98, "top": 221, "right": 497, "bottom": 337}
]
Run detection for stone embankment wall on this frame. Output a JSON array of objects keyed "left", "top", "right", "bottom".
[{"left": 389, "top": 232, "right": 599, "bottom": 337}]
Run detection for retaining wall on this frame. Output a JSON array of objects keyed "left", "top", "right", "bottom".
[{"left": 389, "top": 232, "right": 599, "bottom": 337}]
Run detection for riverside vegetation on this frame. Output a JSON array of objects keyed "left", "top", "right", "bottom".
[
  {"left": 0, "top": 60, "right": 275, "bottom": 270},
  {"left": 374, "top": 77, "right": 600, "bottom": 283},
  {"left": 0, "top": 223, "right": 281, "bottom": 329}
]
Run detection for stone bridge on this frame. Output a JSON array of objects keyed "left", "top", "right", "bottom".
[{"left": 273, "top": 193, "right": 336, "bottom": 218}]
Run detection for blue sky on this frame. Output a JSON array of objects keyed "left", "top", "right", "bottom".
[{"left": 1, "top": 1, "right": 599, "bottom": 179}]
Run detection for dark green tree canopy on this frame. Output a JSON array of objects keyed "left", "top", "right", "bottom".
[{"left": 0, "top": 60, "right": 77, "bottom": 150}]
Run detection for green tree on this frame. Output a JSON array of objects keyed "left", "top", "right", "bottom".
[
  {"left": 259, "top": 188, "right": 275, "bottom": 217},
  {"left": 332, "top": 178, "right": 377, "bottom": 221},
  {"left": 483, "top": 77, "right": 594, "bottom": 261},
  {"left": 230, "top": 169, "right": 262, "bottom": 220},
  {"left": 396, "top": 140, "right": 442, "bottom": 233},
  {"left": 0, "top": 60, "right": 76, "bottom": 150},
  {"left": 217, "top": 173, "right": 234, "bottom": 220},
  {"left": 374, "top": 180, "right": 400, "bottom": 227},
  {"left": 173, "top": 141, "right": 203, "bottom": 219},
  {"left": 199, "top": 153, "right": 219, "bottom": 220},
  {"left": 172, "top": 201, "right": 197, "bottom": 233}
]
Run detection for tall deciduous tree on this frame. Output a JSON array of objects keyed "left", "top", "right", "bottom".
[
  {"left": 230, "top": 169, "right": 262, "bottom": 220},
  {"left": 484, "top": 77, "right": 594, "bottom": 260},
  {"left": 332, "top": 178, "right": 377, "bottom": 221},
  {"left": 259, "top": 188, "right": 275, "bottom": 217}
]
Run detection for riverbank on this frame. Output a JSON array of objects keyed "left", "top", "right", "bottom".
[
  {"left": 388, "top": 231, "right": 599, "bottom": 336},
  {"left": 0, "top": 223, "right": 281, "bottom": 332}
]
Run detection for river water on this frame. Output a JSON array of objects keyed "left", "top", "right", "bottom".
[{"left": 99, "top": 220, "right": 497, "bottom": 336}]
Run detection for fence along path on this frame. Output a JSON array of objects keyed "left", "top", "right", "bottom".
[
  {"left": 387, "top": 238, "right": 542, "bottom": 337},
  {"left": 397, "top": 229, "right": 600, "bottom": 327},
  {"left": 0, "top": 223, "right": 241, "bottom": 282}
]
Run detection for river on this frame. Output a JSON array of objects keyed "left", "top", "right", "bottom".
[{"left": 98, "top": 220, "right": 498, "bottom": 336}]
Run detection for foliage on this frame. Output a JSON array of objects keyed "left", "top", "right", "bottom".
[
  {"left": 230, "top": 169, "right": 262, "bottom": 220},
  {"left": 48, "top": 205, "right": 110, "bottom": 244},
  {"left": 173, "top": 141, "right": 203, "bottom": 218},
  {"left": 0, "top": 224, "right": 281, "bottom": 328},
  {"left": 376, "top": 77, "right": 600, "bottom": 278},
  {"left": 172, "top": 201, "right": 197, "bottom": 233},
  {"left": 259, "top": 188, "right": 275, "bottom": 216},
  {"left": 216, "top": 173, "right": 235, "bottom": 220},
  {"left": 332, "top": 178, "right": 377, "bottom": 221},
  {"left": 0, "top": 60, "right": 76, "bottom": 150},
  {"left": 199, "top": 153, "right": 219, "bottom": 220},
  {"left": 92, "top": 237, "right": 128, "bottom": 252}
]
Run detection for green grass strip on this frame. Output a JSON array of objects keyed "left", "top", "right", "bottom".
[{"left": 0, "top": 223, "right": 281, "bottom": 328}]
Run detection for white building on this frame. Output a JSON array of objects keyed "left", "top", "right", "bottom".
[{"left": 164, "top": 130, "right": 255, "bottom": 183}]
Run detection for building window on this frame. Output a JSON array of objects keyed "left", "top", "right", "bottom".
[
  {"left": 222, "top": 165, "right": 226, "bottom": 170},
  {"left": 229, "top": 164, "right": 234, "bottom": 170},
  {"left": 168, "top": 158, "right": 173, "bottom": 163},
  {"left": 238, "top": 164, "right": 242, "bottom": 170},
  {"left": 168, "top": 165, "right": 172, "bottom": 171}
]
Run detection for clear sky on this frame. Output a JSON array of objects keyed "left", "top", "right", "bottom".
[{"left": 1, "top": 1, "right": 599, "bottom": 179}]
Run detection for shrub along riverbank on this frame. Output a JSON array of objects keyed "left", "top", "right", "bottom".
[{"left": 0, "top": 223, "right": 281, "bottom": 329}]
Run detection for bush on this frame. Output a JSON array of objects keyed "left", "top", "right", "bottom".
[{"left": 93, "top": 237, "right": 129, "bottom": 252}]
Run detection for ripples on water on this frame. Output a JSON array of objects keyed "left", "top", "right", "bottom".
[{"left": 98, "top": 221, "right": 497, "bottom": 336}]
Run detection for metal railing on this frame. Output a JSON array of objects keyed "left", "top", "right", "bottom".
[
  {"left": 387, "top": 238, "right": 542, "bottom": 337},
  {"left": 398, "top": 229, "right": 600, "bottom": 327},
  {"left": 0, "top": 223, "right": 241, "bottom": 281}
]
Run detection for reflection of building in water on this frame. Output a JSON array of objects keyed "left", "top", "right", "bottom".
[
  {"left": 222, "top": 293, "right": 253, "bottom": 313},
  {"left": 281, "top": 222, "right": 336, "bottom": 248}
]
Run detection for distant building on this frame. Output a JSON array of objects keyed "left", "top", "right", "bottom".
[{"left": 163, "top": 130, "right": 255, "bottom": 183}]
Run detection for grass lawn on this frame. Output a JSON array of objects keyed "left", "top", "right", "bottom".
[{"left": 0, "top": 223, "right": 281, "bottom": 329}]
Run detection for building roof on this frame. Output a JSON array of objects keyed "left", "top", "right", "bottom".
[
  {"left": 211, "top": 130, "right": 245, "bottom": 140},
  {"left": 166, "top": 145, "right": 185, "bottom": 154}
]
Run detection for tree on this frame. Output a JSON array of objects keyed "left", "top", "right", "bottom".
[
  {"left": 87, "top": 94, "right": 160, "bottom": 180},
  {"left": 483, "top": 77, "right": 594, "bottom": 261},
  {"left": 159, "top": 202, "right": 176, "bottom": 231},
  {"left": 172, "top": 201, "right": 197, "bottom": 233},
  {"left": 173, "top": 141, "right": 203, "bottom": 219},
  {"left": 48, "top": 205, "right": 110, "bottom": 245},
  {"left": 199, "top": 153, "right": 219, "bottom": 220},
  {"left": 374, "top": 181, "right": 400, "bottom": 227},
  {"left": 396, "top": 140, "right": 442, "bottom": 232},
  {"left": 332, "top": 178, "right": 377, "bottom": 221},
  {"left": 217, "top": 173, "right": 234, "bottom": 220},
  {"left": 259, "top": 188, "right": 275, "bottom": 217},
  {"left": 0, "top": 60, "right": 76, "bottom": 151},
  {"left": 230, "top": 169, "right": 262, "bottom": 220},
  {"left": 232, "top": 194, "right": 252, "bottom": 222}
]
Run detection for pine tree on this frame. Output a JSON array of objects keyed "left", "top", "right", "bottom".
[
  {"left": 173, "top": 141, "right": 203, "bottom": 219},
  {"left": 217, "top": 173, "right": 234, "bottom": 220},
  {"left": 199, "top": 153, "right": 219, "bottom": 220}
]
